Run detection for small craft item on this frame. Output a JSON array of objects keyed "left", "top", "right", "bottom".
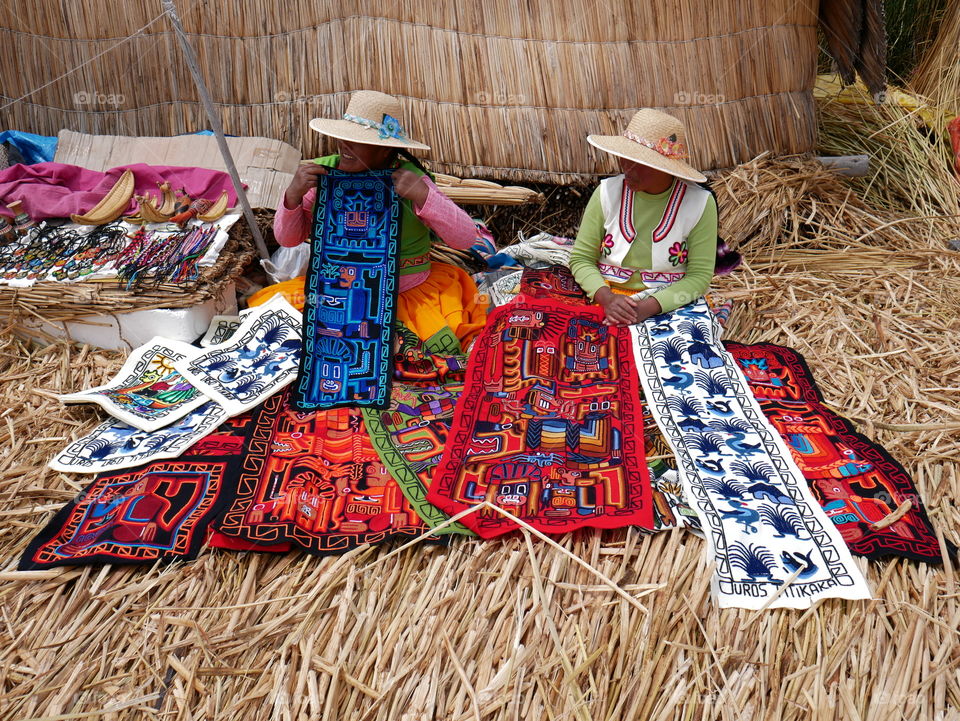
[
  {"left": 0, "top": 221, "right": 128, "bottom": 285},
  {"left": 428, "top": 298, "right": 654, "bottom": 538},
  {"left": 49, "top": 400, "right": 228, "bottom": 474},
  {"left": 726, "top": 341, "right": 949, "bottom": 564},
  {"left": 59, "top": 337, "right": 208, "bottom": 432},
  {"left": 292, "top": 169, "right": 399, "bottom": 411},
  {"left": 21, "top": 413, "right": 252, "bottom": 569},
  {"left": 6, "top": 200, "right": 34, "bottom": 235},
  {"left": 0, "top": 215, "right": 13, "bottom": 243},
  {"left": 174, "top": 294, "right": 303, "bottom": 415},
  {"left": 361, "top": 323, "right": 473, "bottom": 536},
  {"left": 115, "top": 225, "right": 220, "bottom": 292},
  {"left": 212, "top": 389, "right": 435, "bottom": 555},
  {"left": 630, "top": 298, "right": 871, "bottom": 609},
  {"left": 199, "top": 315, "right": 242, "bottom": 347},
  {"left": 70, "top": 168, "right": 135, "bottom": 225}
]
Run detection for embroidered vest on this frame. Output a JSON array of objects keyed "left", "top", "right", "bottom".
[
  {"left": 313, "top": 155, "right": 433, "bottom": 276},
  {"left": 596, "top": 175, "right": 711, "bottom": 287}
]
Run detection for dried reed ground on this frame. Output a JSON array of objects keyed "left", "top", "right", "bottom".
[{"left": 1, "top": 156, "right": 959, "bottom": 719}]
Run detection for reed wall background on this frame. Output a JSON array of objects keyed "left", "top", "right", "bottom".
[{"left": 1, "top": 1, "right": 820, "bottom": 183}]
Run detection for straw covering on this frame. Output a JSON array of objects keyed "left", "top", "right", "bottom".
[{"left": 2, "top": 0, "right": 826, "bottom": 182}]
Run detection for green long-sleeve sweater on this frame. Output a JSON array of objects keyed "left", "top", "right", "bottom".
[{"left": 568, "top": 179, "right": 718, "bottom": 313}]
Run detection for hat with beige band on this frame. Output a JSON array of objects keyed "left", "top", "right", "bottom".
[
  {"left": 309, "top": 90, "right": 430, "bottom": 151},
  {"left": 587, "top": 109, "right": 706, "bottom": 183}
]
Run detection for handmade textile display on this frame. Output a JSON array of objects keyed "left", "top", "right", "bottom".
[
  {"left": 175, "top": 294, "right": 303, "bottom": 415},
  {"left": 213, "top": 389, "right": 433, "bottom": 555},
  {"left": 631, "top": 298, "right": 871, "bottom": 609},
  {"left": 726, "top": 342, "right": 946, "bottom": 563},
  {"left": 22, "top": 414, "right": 253, "bottom": 569},
  {"left": 429, "top": 298, "right": 654, "bottom": 538},
  {"left": 59, "top": 338, "right": 207, "bottom": 432},
  {"left": 0, "top": 217, "right": 235, "bottom": 291},
  {"left": 48, "top": 401, "right": 229, "bottom": 474},
  {"left": 293, "top": 170, "right": 399, "bottom": 411},
  {"left": 361, "top": 324, "right": 473, "bottom": 536}
]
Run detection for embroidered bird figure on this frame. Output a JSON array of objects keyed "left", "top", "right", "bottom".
[
  {"left": 720, "top": 500, "right": 760, "bottom": 533},
  {"left": 781, "top": 549, "right": 819, "bottom": 578},
  {"left": 695, "top": 458, "right": 725, "bottom": 475},
  {"left": 663, "top": 370, "right": 694, "bottom": 390}
]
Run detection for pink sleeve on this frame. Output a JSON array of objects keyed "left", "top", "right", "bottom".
[
  {"left": 414, "top": 177, "right": 476, "bottom": 250},
  {"left": 273, "top": 187, "right": 315, "bottom": 247}
]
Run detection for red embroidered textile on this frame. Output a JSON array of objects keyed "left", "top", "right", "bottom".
[
  {"left": 727, "top": 341, "right": 948, "bottom": 563},
  {"left": 428, "top": 298, "right": 653, "bottom": 538}
]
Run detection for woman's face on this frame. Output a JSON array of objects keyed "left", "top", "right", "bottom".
[
  {"left": 618, "top": 157, "right": 674, "bottom": 194},
  {"left": 337, "top": 139, "right": 396, "bottom": 172}
]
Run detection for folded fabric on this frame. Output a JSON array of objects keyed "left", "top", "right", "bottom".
[{"left": 0, "top": 162, "right": 238, "bottom": 221}]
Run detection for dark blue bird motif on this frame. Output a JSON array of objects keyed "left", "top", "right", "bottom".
[
  {"left": 705, "top": 400, "right": 734, "bottom": 416},
  {"left": 695, "top": 457, "right": 725, "bottom": 475},
  {"left": 781, "top": 549, "right": 819, "bottom": 578}
]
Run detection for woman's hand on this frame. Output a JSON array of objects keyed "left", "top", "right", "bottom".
[
  {"left": 632, "top": 295, "right": 663, "bottom": 323},
  {"left": 595, "top": 287, "right": 639, "bottom": 325},
  {"left": 283, "top": 162, "right": 329, "bottom": 209},
  {"left": 392, "top": 169, "right": 430, "bottom": 208},
  {"left": 595, "top": 288, "right": 663, "bottom": 325}
]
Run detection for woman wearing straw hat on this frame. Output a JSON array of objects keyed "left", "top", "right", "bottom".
[
  {"left": 569, "top": 109, "right": 725, "bottom": 325},
  {"left": 257, "top": 90, "right": 485, "bottom": 349}
]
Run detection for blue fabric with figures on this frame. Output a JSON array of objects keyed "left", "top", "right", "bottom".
[{"left": 293, "top": 170, "right": 400, "bottom": 411}]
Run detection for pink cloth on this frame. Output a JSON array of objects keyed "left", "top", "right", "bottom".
[
  {"left": 273, "top": 176, "right": 476, "bottom": 291},
  {"left": 0, "top": 162, "right": 239, "bottom": 221}
]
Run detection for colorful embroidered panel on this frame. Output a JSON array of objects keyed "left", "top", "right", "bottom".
[
  {"left": 175, "top": 294, "right": 303, "bottom": 415},
  {"left": 49, "top": 400, "right": 229, "bottom": 474},
  {"left": 428, "top": 298, "right": 654, "bottom": 538},
  {"left": 726, "top": 342, "right": 947, "bottom": 563},
  {"left": 21, "top": 415, "right": 252, "bottom": 569},
  {"left": 212, "top": 389, "right": 433, "bottom": 554},
  {"left": 59, "top": 338, "right": 207, "bottom": 432},
  {"left": 630, "top": 298, "right": 870, "bottom": 609},
  {"left": 293, "top": 170, "right": 399, "bottom": 411},
  {"left": 361, "top": 324, "right": 473, "bottom": 536}
]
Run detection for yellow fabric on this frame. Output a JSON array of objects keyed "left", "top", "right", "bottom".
[
  {"left": 247, "top": 278, "right": 307, "bottom": 311},
  {"left": 395, "top": 262, "right": 486, "bottom": 347},
  {"left": 247, "top": 262, "right": 486, "bottom": 347}
]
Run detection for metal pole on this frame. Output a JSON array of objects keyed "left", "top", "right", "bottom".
[{"left": 162, "top": 0, "right": 270, "bottom": 261}]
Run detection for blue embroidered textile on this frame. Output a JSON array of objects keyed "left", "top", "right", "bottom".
[{"left": 293, "top": 170, "right": 400, "bottom": 410}]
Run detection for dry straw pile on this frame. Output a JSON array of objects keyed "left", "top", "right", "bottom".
[
  {"left": 1, "top": 155, "right": 958, "bottom": 717},
  {"left": 3, "top": 1, "right": 819, "bottom": 182}
]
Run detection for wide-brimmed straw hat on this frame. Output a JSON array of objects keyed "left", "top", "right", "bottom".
[
  {"left": 308, "top": 90, "right": 430, "bottom": 151},
  {"left": 587, "top": 109, "right": 706, "bottom": 183}
]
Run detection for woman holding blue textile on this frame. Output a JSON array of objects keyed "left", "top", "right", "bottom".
[
  {"left": 569, "top": 109, "right": 736, "bottom": 325},
  {"left": 256, "top": 90, "right": 485, "bottom": 351}
]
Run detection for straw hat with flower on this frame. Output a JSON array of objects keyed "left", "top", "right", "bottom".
[
  {"left": 587, "top": 109, "right": 706, "bottom": 183},
  {"left": 309, "top": 90, "right": 430, "bottom": 151}
]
